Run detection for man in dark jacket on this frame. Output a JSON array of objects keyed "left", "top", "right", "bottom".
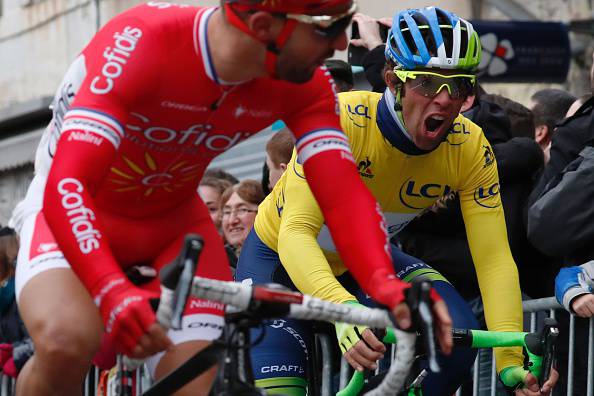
[
  {"left": 525, "top": 52, "right": 594, "bottom": 396},
  {"left": 528, "top": 96, "right": 594, "bottom": 206}
]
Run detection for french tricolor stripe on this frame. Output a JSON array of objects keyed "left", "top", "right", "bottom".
[
  {"left": 196, "top": 8, "right": 218, "bottom": 83},
  {"left": 296, "top": 129, "right": 352, "bottom": 164},
  {"left": 62, "top": 109, "right": 124, "bottom": 148}
]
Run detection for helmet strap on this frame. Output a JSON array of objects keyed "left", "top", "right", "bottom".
[
  {"left": 394, "top": 85, "right": 406, "bottom": 128},
  {"left": 224, "top": 4, "right": 298, "bottom": 78},
  {"left": 264, "top": 19, "right": 298, "bottom": 77}
]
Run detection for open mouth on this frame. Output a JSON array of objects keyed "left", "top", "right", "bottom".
[{"left": 425, "top": 116, "right": 446, "bottom": 134}]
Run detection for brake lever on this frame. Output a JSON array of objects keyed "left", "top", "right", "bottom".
[
  {"left": 159, "top": 234, "right": 203, "bottom": 329},
  {"left": 523, "top": 318, "right": 558, "bottom": 388},
  {"left": 405, "top": 280, "right": 440, "bottom": 373}
]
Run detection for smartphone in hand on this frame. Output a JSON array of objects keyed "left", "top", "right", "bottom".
[{"left": 348, "top": 21, "right": 390, "bottom": 66}]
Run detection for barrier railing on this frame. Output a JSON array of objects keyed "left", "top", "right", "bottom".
[
  {"left": 1, "top": 296, "right": 593, "bottom": 396},
  {"left": 470, "top": 297, "right": 594, "bottom": 396}
]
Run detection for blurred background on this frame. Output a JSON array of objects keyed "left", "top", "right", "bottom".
[{"left": 0, "top": 0, "right": 592, "bottom": 224}]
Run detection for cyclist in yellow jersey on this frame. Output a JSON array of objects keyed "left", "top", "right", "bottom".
[{"left": 236, "top": 6, "right": 557, "bottom": 396}]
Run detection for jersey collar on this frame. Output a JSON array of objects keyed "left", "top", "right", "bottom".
[
  {"left": 376, "top": 90, "right": 433, "bottom": 156},
  {"left": 195, "top": 7, "right": 246, "bottom": 86}
]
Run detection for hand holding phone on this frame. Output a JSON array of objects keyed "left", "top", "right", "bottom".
[{"left": 348, "top": 14, "right": 390, "bottom": 66}]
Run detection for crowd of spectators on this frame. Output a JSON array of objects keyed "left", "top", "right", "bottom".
[{"left": 2, "top": 9, "right": 594, "bottom": 396}]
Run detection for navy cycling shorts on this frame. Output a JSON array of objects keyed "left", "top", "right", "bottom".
[{"left": 235, "top": 229, "right": 478, "bottom": 396}]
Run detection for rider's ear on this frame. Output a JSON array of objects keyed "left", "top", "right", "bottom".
[
  {"left": 246, "top": 11, "right": 281, "bottom": 42},
  {"left": 383, "top": 69, "right": 399, "bottom": 96}
]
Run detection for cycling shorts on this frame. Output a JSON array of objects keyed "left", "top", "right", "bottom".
[{"left": 15, "top": 189, "right": 231, "bottom": 377}]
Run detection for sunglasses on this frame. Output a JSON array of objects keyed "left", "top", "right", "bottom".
[
  {"left": 395, "top": 70, "right": 476, "bottom": 100},
  {"left": 281, "top": 1, "right": 358, "bottom": 38}
]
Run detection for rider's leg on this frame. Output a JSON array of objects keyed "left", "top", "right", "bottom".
[
  {"left": 235, "top": 229, "right": 311, "bottom": 396},
  {"left": 354, "top": 244, "right": 478, "bottom": 396},
  {"left": 16, "top": 213, "right": 102, "bottom": 396},
  {"left": 145, "top": 207, "right": 232, "bottom": 396},
  {"left": 249, "top": 318, "right": 311, "bottom": 396}
]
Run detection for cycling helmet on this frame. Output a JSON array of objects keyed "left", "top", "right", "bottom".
[
  {"left": 385, "top": 7, "right": 481, "bottom": 71},
  {"left": 224, "top": 0, "right": 352, "bottom": 15}
]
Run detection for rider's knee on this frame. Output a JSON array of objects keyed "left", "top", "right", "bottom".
[{"left": 34, "top": 319, "right": 101, "bottom": 366}]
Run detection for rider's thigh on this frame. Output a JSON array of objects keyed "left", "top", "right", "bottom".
[
  {"left": 144, "top": 209, "right": 229, "bottom": 394},
  {"left": 19, "top": 268, "right": 102, "bottom": 367},
  {"left": 386, "top": 244, "right": 478, "bottom": 396},
  {"left": 153, "top": 340, "right": 218, "bottom": 396}
]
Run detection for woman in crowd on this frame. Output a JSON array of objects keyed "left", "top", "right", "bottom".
[
  {"left": 221, "top": 180, "right": 265, "bottom": 269},
  {"left": 199, "top": 177, "right": 235, "bottom": 234}
]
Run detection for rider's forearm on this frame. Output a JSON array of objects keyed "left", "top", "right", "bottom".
[
  {"left": 471, "top": 234, "right": 524, "bottom": 372},
  {"left": 460, "top": 149, "right": 524, "bottom": 372},
  {"left": 44, "top": 129, "right": 128, "bottom": 298}
]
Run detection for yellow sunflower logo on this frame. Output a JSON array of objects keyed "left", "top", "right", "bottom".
[{"left": 109, "top": 153, "right": 201, "bottom": 196}]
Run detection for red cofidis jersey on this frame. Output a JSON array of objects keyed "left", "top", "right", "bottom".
[{"left": 36, "top": 2, "right": 402, "bottom": 308}]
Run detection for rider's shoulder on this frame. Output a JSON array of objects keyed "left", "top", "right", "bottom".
[
  {"left": 106, "top": 2, "right": 201, "bottom": 32},
  {"left": 338, "top": 90, "right": 381, "bottom": 107}
]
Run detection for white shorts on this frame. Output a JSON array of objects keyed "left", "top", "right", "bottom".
[{"left": 15, "top": 209, "right": 224, "bottom": 377}]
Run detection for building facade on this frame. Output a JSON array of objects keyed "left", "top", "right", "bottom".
[{"left": 0, "top": 0, "right": 591, "bottom": 224}]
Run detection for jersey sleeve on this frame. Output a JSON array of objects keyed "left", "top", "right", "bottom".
[
  {"left": 42, "top": 13, "right": 164, "bottom": 299},
  {"left": 277, "top": 151, "right": 357, "bottom": 304},
  {"left": 458, "top": 124, "right": 523, "bottom": 372},
  {"left": 283, "top": 68, "right": 405, "bottom": 309}
]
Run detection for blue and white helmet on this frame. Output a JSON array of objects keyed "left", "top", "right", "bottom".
[{"left": 385, "top": 7, "right": 481, "bottom": 71}]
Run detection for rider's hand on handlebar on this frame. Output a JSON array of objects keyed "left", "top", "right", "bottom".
[
  {"left": 501, "top": 366, "right": 559, "bottom": 396},
  {"left": 130, "top": 323, "right": 173, "bottom": 359},
  {"left": 342, "top": 328, "right": 386, "bottom": 372},
  {"left": 392, "top": 289, "right": 453, "bottom": 355},
  {"left": 336, "top": 302, "right": 387, "bottom": 372},
  {"left": 96, "top": 275, "right": 172, "bottom": 357},
  {"left": 516, "top": 370, "right": 558, "bottom": 395}
]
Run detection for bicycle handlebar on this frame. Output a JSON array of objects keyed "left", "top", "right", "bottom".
[
  {"left": 453, "top": 319, "right": 558, "bottom": 388},
  {"left": 126, "top": 234, "right": 420, "bottom": 395}
]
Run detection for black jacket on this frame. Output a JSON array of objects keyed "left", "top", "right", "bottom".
[
  {"left": 528, "top": 146, "right": 594, "bottom": 265},
  {"left": 529, "top": 96, "right": 594, "bottom": 207}
]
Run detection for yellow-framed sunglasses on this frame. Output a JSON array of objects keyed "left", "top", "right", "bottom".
[{"left": 395, "top": 70, "right": 476, "bottom": 100}]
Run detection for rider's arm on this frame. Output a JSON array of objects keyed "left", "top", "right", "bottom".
[
  {"left": 284, "top": 69, "right": 406, "bottom": 309},
  {"left": 43, "top": 15, "right": 162, "bottom": 300},
  {"left": 276, "top": 152, "right": 357, "bottom": 304},
  {"left": 555, "top": 261, "right": 594, "bottom": 311},
  {"left": 42, "top": 14, "right": 164, "bottom": 352},
  {"left": 44, "top": 122, "right": 128, "bottom": 295},
  {"left": 458, "top": 127, "right": 523, "bottom": 373}
]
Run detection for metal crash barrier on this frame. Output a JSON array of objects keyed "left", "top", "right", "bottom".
[
  {"left": 337, "top": 297, "right": 594, "bottom": 396},
  {"left": 470, "top": 297, "right": 593, "bottom": 396},
  {"left": 1, "top": 297, "right": 593, "bottom": 396}
]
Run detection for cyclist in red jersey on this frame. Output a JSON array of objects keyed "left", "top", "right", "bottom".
[{"left": 11, "top": 1, "right": 451, "bottom": 395}]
